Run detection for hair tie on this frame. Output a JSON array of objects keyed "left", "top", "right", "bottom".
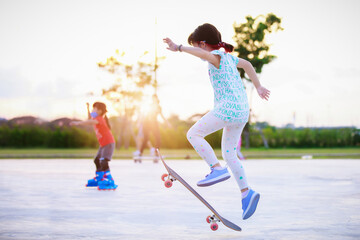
[
  {"left": 218, "top": 42, "right": 226, "bottom": 48},
  {"left": 218, "top": 41, "right": 233, "bottom": 53}
]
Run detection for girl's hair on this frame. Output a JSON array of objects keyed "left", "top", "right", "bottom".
[
  {"left": 93, "top": 102, "right": 111, "bottom": 129},
  {"left": 188, "top": 23, "right": 234, "bottom": 53}
]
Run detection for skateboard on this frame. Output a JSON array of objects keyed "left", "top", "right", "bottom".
[
  {"left": 133, "top": 156, "right": 159, "bottom": 163},
  {"left": 158, "top": 149, "right": 241, "bottom": 232}
]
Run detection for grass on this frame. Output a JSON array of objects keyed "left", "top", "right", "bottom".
[{"left": 0, "top": 147, "right": 359, "bottom": 159}]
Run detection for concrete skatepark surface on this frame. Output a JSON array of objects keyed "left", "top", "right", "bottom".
[{"left": 0, "top": 159, "right": 359, "bottom": 240}]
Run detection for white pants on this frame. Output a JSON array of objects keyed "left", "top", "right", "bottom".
[{"left": 187, "top": 111, "right": 249, "bottom": 190}]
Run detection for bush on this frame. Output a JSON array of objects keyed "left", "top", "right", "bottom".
[
  {"left": 0, "top": 122, "right": 358, "bottom": 149},
  {"left": 0, "top": 125, "right": 97, "bottom": 148}
]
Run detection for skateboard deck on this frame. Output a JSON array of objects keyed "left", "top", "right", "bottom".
[
  {"left": 157, "top": 149, "right": 241, "bottom": 231},
  {"left": 133, "top": 155, "right": 159, "bottom": 163}
]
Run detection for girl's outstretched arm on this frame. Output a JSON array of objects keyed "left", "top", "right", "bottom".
[
  {"left": 237, "top": 58, "right": 271, "bottom": 101},
  {"left": 163, "top": 38, "right": 220, "bottom": 69},
  {"left": 86, "top": 103, "right": 91, "bottom": 119}
]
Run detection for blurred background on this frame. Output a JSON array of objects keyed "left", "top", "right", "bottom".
[{"left": 0, "top": 0, "right": 359, "bottom": 155}]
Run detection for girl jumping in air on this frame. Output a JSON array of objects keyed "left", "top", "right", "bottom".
[
  {"left": 163, "top": 23, "right": 270, "bottom": 220},
  {"left": 70, "top": 102, "right": 118, "bottom": 190}
]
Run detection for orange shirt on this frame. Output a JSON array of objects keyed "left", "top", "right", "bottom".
[{"left": 93, "top": 116, "right": 115, "bottom": 147}]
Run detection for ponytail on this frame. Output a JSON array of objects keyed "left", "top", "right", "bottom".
[
  {"left": 218, "top": 42, "right": 234, "bottom": 53},
  {"left": 206, "top": 41, "right": 234, "bottom": 53},
  {"left": 104, "top": 115, "right": 111, "bottom": 130},
  {"left": 188, "top": 23, "right": 234, "bottom": 53}
]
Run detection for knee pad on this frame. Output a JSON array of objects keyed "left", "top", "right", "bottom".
[
  {"left": 94, "top": 157, "right": 101, "bottom": 171},
  {"left": 100, "top": 158, "right": 110, "bottom": 172}
]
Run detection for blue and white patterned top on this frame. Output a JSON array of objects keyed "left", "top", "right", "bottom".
[{"left": 208, "top": 50, "right": 249, "bottom": 123}]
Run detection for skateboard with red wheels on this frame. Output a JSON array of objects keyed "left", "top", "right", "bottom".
[
  {"left": 158, "top": 149, "right": 241, "bottom": 232},
  {"left": 133, "top": 156, "right": 159, "bottom": 163}
]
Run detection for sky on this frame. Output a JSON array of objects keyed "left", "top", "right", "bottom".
[{"left": 0, "top": 0, "right": 359, "bottom": 128}]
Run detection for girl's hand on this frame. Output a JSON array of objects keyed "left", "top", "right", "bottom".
[
  {"left": 256, "top": 86, "right": 270, "bottom": 101},
  {"left": 163, "top": 38, "right": 178, "bottom": 52}
]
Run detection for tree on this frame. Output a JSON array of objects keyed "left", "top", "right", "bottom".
[
  {"left": 233, "top": 13, "right": 283, "bottom": 148},
  {"left": 97, "top": 50, "right": 164, "bottom": 148},
  {"left": 98, "top": 50, "right": 153, "bottom": 114}
]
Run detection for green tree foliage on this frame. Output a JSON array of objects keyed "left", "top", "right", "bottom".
[
  {"left": 233, "top": 13, "right": 283, "bottom": 81},
  {"left": 98, "top": 50, "right": 164, "bottom": 117},
  {"left": 157, "top": 114, "right": 192, "bottom": 149},
  {"left": 261, "top": 127, "right": 358, "bottom": 148},
  {"left": 0, "top": 125, "right": 97, "bottom": 148},
  {"left": 233, "top": 13, "right": 283, "bottom": 148},
  {"left": 0, "top": 123, "right": 358, "bottom": 149},
  {"left": 98, "top": 50, "right": 166, "bottom": 149}
]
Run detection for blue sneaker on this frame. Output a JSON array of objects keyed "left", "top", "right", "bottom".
[
  {"left": 197, "top": 167, "right": 231, "bottom": 187},
  {"left": 242, "top": 189, "right": 260, "bottom": 220},
  {"left": 98, "top": 171, "right": 118, "bottom": 190},
  {"left": 86, "top": 171, "right": 104, "bottom": 187}
]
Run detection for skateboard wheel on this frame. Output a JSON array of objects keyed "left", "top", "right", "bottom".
[
  {"left": 206, "top": 215, "right": 212, "bottom": 224},
  {"left": 161, "top": 173, "right": 168, "bottom": 181},
  {"left": 164, "top": 180, "right": 173, "bottom": 188},
  {"left": 210, "top": 223, "right": 218, "bottom": 231}
]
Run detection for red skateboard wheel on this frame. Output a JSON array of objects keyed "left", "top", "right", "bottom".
[
  {"left": 164, "top": 180, "right": 172, "bottom": 188},
  {"left": 210, "top": 223, "right": 218, "bottom": 231},
  {"left": 161, "top": 173, "right": 168, "bottom": 181}
]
